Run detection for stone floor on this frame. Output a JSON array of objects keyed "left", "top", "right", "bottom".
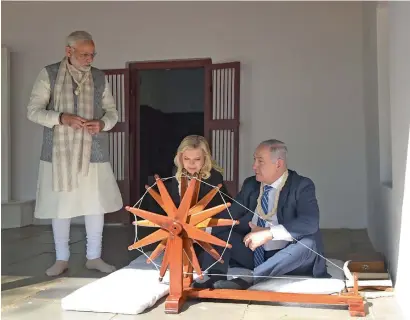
[{"left": 1, "top": 225, "right": 404, "bottom": 319}]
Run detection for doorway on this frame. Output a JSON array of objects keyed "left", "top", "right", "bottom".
[
  {"left": 103, "top": 59, "right": 241, "bottom": 224},
  {"left": 138, "top": 68, "right": 205, "bottom": 192}
]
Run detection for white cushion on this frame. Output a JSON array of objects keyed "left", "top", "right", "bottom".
[
  {"left": 61, "top": 252, "right": 346, "bottom": 315},
  {"left": 248, "top": 259, "right": 346, "bottom": 295},
  {"left": 62, "top": 253, "right": 171, "bottom": 315}
]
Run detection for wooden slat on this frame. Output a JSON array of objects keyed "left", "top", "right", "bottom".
[
  {"left": 205, "top": 62, "right": 240, "bottom": 196},
  {"left": 207, "top": 120, "right": 238, "bottom": 130},
  {"left": 185, "top": 288, "right": 364, "bottom": 305},
  {"left": 102, "top": 69, "right": 130, "bottom": 224},
  {"left": 129, "top": 58, "right": 212, "bottom": 70},
  {"left": 109, "top": 122, "right": 127, "bottom": 132}
]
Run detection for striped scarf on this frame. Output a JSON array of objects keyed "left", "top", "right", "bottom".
[{"left": 51, "top": 57, "right": 94, "bottom": 192}]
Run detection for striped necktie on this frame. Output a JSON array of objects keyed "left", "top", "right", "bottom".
[{"left": 254, "top": 185, "right": 273, "bottom": 268}]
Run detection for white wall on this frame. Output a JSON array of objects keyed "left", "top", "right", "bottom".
[
  {"left": 363, "top": 3, "right": 410, "bottom": 316},
  {"left": 362, "top": 2, "right": 382, "bottom": 254},
  {"left": 386, "top": 4, "right": 410, "bottom": 317},
  {"left": 1, "top": 46, "right": 11, "bottom": 202},
  {"left": 1, "top": 1, "right": 367, "bottom": 228}
]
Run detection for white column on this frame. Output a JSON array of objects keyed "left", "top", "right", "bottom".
[
  {"left": 389, "top": 3, "right": 410, "bottom": 318},
  {"left": 1, "top": 46, "right": 11, "bottom": 203},
  {"left": 1, "top": 47, "right": 35, "bottom": 229}
]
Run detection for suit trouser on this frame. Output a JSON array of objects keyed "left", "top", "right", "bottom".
[
  {"left": 202, "top": 227, "right": 317, "bottom": 282},
  {"left": 52, "top": 214, "right": 104, "bottom": 261}
]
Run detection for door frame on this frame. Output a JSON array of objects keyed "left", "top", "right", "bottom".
[{"left": 127, "top": 58, "right": 212, "bottom": 211}]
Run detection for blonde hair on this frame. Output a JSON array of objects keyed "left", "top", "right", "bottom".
[{"left": 174, "top": 135, "right": 223, "bottom": 182}]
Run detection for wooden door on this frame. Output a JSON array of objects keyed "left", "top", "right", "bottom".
[
  {"left": 128, "top": 59, "right": 212, "bottom": 204},
  {"left": 204, "top": 62, "right": 240, "bottom": 197},
  {"left": 102, "top": 68, "right": 130, "bottom": 224}
]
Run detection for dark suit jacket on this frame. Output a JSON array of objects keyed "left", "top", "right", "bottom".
[{"left": 216, "top": 169, "right": 327, "bottom": 277}]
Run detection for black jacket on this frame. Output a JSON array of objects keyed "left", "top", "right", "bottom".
[
  {"left": 169, "top": 168, "right": 231, "bottom": 210},
  {"left": 140, "top": 168, "right": 231, "bottom": 215}
]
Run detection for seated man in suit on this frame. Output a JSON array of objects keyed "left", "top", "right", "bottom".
[{"left": 193, "top": 139, "right": 328, "bottom": 290}]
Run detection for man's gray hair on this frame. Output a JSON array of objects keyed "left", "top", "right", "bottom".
[
  {"left": 259, "top": 139, "right": 288, "bottom": 163},
  {"left": 66, "top": 31, "right": 93, "bottom": 47}
]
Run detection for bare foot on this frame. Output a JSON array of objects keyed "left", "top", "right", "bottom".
[
  {"left": 46, "top": 260, "right": 68, "bottom": 276},
  {"left": 85, "top": 258, "right": 116, "bottom": 273}
]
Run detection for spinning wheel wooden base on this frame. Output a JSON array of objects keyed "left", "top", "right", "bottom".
[{"left": 126, "top": 175, "right": 366, "bottom": 317}]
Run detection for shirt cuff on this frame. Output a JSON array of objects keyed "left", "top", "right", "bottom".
[
  {"left": 100, "top": 115, "right": 111, "bottom": 131},
  {"left": 269, "top": 224, "right": 293, "bottom": 241},
  {"left": 44, "top": 110, "right": 62, "bottom": 128}
]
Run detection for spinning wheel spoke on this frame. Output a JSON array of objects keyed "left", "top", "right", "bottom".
[
  {"left": 189, "top": 203, "right": 232, "bottom": 225},
  {"left": 183, "top": 238, "right": 203, "bottom": 279},
  {"left": 145, "top": 185, "right": 174, "bottom": 217},
  {"left": 181, "top": 175, "right": 201, "bottom": 209},
  {"left": 126, "top": 206, "right": 172, "bottom": 230},
  {"left": 155, "top": 175, "right": 177, "bottom": 218},
  {"left": 190, "top": 178, "right": 201, "bottom": 207},
  {"left": 195, "top": 240, "right": 224, "bottom": 263},
  {"left": 188, "top": 184, "right": 222, "bottom": 215},
  {"left": 183, "top": 223, "right": 232, "bottom": 248},
  {"left": 159, "top": 242, "right": 171, "bottom": 281},
  {"left": 195, "top": 218, "right": 239, "bottom": 228},
  {"left": 176, "top": 178, "right": 197, "bottom": 222},
  {"left": 147, "top": 239, "right": 168, "bottom": 263},
  {"left": 128, "top": 229, "right": 169, "bottom": 250},
  {"left": 134, "top": 220, "right": 160, "bottom": 228}
]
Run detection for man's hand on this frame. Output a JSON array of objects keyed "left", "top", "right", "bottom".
[
  {"left": 84, "top": 120, "right": 105, "bottom": 135},
  {"left": 60, "top": 113, "right": 86, "bottom": 129},
  {"left": 243, "top": 222, "right": 272, "bottom": 251}
]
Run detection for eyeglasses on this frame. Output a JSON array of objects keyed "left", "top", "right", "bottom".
[
  {"left": 78, "top": 52, "right": 97, "bottom": 59},
  {"left": 70, "top": 47, "right": 97, "bottom": 59}
]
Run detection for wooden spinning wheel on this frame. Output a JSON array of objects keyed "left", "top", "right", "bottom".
[
  {"left": 126, "top": 174, "right": 236, "bottom": 313},
  {"left": 126, "top": 174, "right": 366, "bottom": 317}
]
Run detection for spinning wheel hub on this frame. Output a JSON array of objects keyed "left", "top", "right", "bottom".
[{"left": 170, "top": 221, "right": 183, "bottom": 235}]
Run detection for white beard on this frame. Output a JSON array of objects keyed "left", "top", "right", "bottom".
[{"left": 70, "top": 56, "right": 91, "bottom": 72}]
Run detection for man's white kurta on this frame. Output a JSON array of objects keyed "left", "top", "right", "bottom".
[{"left": 28, "top": 68, "right": 123, "bottom": 219}]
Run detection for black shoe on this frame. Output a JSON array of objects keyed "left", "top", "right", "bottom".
[
  {"left": 213, "top": 278, "right": 251, "bottom": 290},
  {"left": 191, "top": 275, "right": 225, "bottom": 289}
]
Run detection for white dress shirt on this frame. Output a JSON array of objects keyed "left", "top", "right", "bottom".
[{"left": 251, "top": 172, "right": 293, "bottom": 251}]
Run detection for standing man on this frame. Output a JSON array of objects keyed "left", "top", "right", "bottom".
[{"left": 27, "top": 31, "right": 123, "bottom": 276}]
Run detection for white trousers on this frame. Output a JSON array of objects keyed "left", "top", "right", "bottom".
[{"left": 52, "top": 214, "right": 104, "bottom": 261}]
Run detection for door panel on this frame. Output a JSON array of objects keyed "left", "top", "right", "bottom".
[
  {"left": 102, "top": 69, "right": 130, "bottom": 224},
  {"left": 204, "top": 62, "right": 240, "bottom": 197}
]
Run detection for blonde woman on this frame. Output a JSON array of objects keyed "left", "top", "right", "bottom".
[
  {"left": 160, "top": 135, "right": 231, "bottom": 265},
  {"left": 170, "top": 135, "right": 230, "bottom": 207}
]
